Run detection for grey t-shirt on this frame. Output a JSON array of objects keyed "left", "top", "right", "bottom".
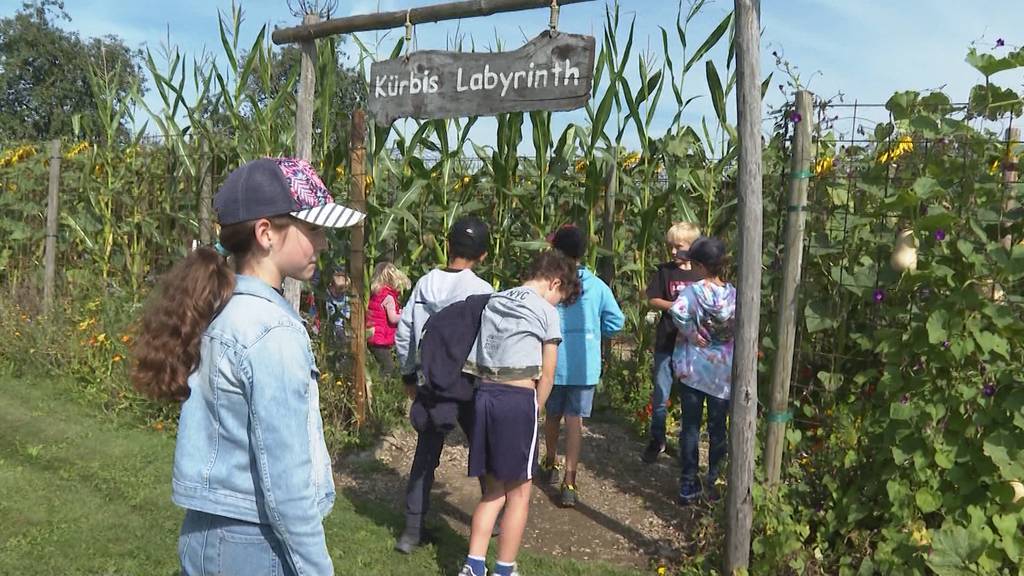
[{"left": 464, "top": 286, "right": 562, "bottom": 382}]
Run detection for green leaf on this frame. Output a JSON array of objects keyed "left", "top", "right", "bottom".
[
  {"left": 705, "top": 60, "right": 726, "bottom": 124},
  {"left": 973, "top": 330, "right": 1009, "bottom": 360},
  {"left": 804, "top": 301, "right": 836, "bottom": 333},
  {"left": 683, "top": 11, "right": 732, "bottom": 74},
  {"left": 983, "top": 431, "right": 1024, "bottom": 480},
  {"left": 965, "top": 46, "right": 1024, "bottom": 78},
  {"left": 927, "top": 525, "right": 989, "bottom": 575},
  {"left": 926, "top": 310, "right": 949, "bottom": 344},
  {"left": 816, "top": 371, "right": 842, "bottom": 392},
  {"left": 915, "top": 487, "right": 941, "bottom": 513}
]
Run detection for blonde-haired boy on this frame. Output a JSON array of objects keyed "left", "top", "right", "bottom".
[{"left": 641, "top": 221, "right": 702, "bottom": 463}]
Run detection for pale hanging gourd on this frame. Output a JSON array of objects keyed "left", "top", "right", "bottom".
[{"left": 890, "top": 229, "right": 918, "bottom": 272}]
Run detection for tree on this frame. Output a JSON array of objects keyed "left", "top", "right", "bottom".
[{"left": 0, "top": 0, "right": 145, "bottom": 141}]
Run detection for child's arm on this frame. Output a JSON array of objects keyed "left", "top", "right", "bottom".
[
  {"left": 383, "top": 294, "right": 401, "bottom": 326},
  {"left": 395, "top": 283, "right": 419, "bottom": 378},
  {"left": 648, "top": 297, "right": 674, "bottom": 312},
  {"left": 536, "top": 341, "right": 559, "bottom": 408},
  {"left": 600, "top": 284, "right": 626, "bottom": 337}
]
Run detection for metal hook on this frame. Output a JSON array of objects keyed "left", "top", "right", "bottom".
[{"left": 549, "top": 0, "right": 560, "bottom": 35}]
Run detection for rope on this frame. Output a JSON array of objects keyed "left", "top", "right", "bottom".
[{"left": 549, "top": 0, "right": 559, "bottom": 34}]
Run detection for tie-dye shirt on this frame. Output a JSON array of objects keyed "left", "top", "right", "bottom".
[{"left": 669, "top": 279, "right": 737, "bottom": 400}]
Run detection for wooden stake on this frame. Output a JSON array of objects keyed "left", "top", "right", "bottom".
[
  {"left": 599, "top": 161, "right": 617, "bottom": 285},
  {"left": 349, "top": 108, "right": 369, "bottom": 429},
  {"left": 287, "top": 13, "right": 321, "bottom": 313},
  {"left": 764, "top": 90, "right": 813, "bottom": 486},
  {"left": 199, "top": 139, "right": 212, "bottom": 245},
  {"left": 272, "top": 0, "right": 595, "bottom": 45},
  {"left": 43, "top": 140, "right": 61, "bottom": 316},
  {"left": 726, "top": 0, "right": 763, "bottom": 572}
]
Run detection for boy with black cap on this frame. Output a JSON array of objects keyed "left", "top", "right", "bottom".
[
  {"left": 539, "top": 225, "right": 624, "bottom": 508},
  {"left": 394, "top": 215, "right": 495, "bottom": 553},
  {"left": 669, "top": 236, "right": 736, "bottom": 505}
]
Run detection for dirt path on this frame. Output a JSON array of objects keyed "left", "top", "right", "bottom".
[{"left": 336, "top": 415, "right": 715, "bottom": 570}]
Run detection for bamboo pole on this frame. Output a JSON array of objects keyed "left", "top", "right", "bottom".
[
  {"left": 764, "top": 90, "right": 813, "bottom": 486},
  {"left": 725, "top": 0, "right": 763, "bottom": 572},
  {"left": 349, "top": 108, "right": 369, "bottom": 428},
  {"left": 287, "top": 13, "right": 321, "bottom": 313},
  {"left": 43, "top": 139, "right": 61, "bottom": 316},
  {"left": 272, "top": 0, "right": 595, "bottom": 45}
]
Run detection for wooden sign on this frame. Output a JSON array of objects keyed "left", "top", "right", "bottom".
[{"left": 367, "top": 31, "right": 595, "bottom": 125}]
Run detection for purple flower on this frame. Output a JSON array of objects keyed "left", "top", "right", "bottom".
[
  {"left": 942, "top": 340, "right": 951, "bottom": 349},
  {"left": 983, "top": 383, "right": 997, "bottom": 397},
  {"left": 790, "top": 111, "right": 802, "bottom": 124},
  {"left": 934, "top": 229, "right": 946, "bottom": 242},
  {"left": 996, "top": 38, "right": 1005, "bottom": 48},
  {"left": 873, "top": 289, "right": 886, "bottom": 303},
  {"left": 900, "top": 393, "right": 910, "bottom": 405}
]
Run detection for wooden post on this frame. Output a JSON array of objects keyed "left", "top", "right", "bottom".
[
  {"left": 349, "top": 108, "right": 369, "bottom": 428},
  {"left": 764, "top": 90, "right": 813, "bottom": 486},
  {"left": 199, "top": 139, "right": 213, "bottom": 245},
  {"left": 43, "top": 139, "right": 61, "bottom": 316},
  {"left": 726, "top": 0, "right": 763, "bottom": 573},
  {"left": 287, "top": 13, "right": 321, "bottom": 313},
  {"left": 272, "top": 0, "right": 595, "bottom": 45},
  {"left": 1001, "top": 127, "right": 1019, "bottom": 251},
  {"left": 598, "top": 161, "right": 617, "bottom": 284}
]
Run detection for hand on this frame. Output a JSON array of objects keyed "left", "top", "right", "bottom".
[{"left": 693, "top": 334, "right": 709, "bottom": 348}]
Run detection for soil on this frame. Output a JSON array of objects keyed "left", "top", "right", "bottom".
[{"left": 335, "top": 414, "right": 717, "bottom": 570}]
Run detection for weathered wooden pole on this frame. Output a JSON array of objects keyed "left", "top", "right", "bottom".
[
  {"left": 599, "top": 161, "right": 617, "bottom": 285},
  {"left": 726, "top": 0, "right": 763, "bottom": 572},
  {"left": 272, "top": 0, "right": 594, "bottom": 44},
  {"left": 43, "top": 139, "right": 61, "bottom": 316},
  {"left": 287, "top": 13, "right": 321, "bottom": 313},
  {"left": 198, "top": 139, "right": 213, "bottom": 245},
  {"left": 349, "top": 108, "right": 369, "bottom": 428},
  {"left": 764, "top": 89, "right": 813, "bottom": 486},
  {"left": 1001, "top": 126, "right": 1019, "bottom": 251}
]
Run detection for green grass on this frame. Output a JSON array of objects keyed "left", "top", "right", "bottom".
[{"left": 0, "top": 374, "right": 642, "bottom": 575}]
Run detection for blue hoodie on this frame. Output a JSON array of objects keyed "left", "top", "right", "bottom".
[{"left": 554, "top": 266, "right": 625, "bottom": 386}]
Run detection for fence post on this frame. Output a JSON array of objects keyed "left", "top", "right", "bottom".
[
  {"left": 287, "top": 12, "right": 321, "bottom": 312},
  {"left": 764, "top": 90, "right": 814, "bottom": 486},
  {"left": 199, "top": 140, "right": 213, "bottom": 245},
  {"left": 726, "top": 0, "right": 763, "bottom": 572},
  {"left": 349, "top": 108, "right": 368, "bottom": 428},
  {"left": 43, "top": 139, "right": 61, "bottom": 316},
  {"left": 1001, "top": 127, "right": 1019, "bottom": 251}
]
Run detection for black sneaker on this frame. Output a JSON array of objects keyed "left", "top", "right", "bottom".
[
  {"left": 559, "top": 482, "right": 578, "bottom": 508},
  {"left": 677, "top": 482, "right": 702, "bottom": 506},
  {"left": 641, "top": 440, "right": 665, "bottom": 464},
  {"left": 537, "top": 458, "right": 560, "bottom": 484}
]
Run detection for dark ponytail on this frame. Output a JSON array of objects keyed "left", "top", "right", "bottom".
[{"left": 130, "top": 216, "right": 293, "bottom": 401}]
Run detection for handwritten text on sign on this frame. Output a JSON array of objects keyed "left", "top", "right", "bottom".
[{"left": 367, "top": 31, "right": 596, "bottom": 125}]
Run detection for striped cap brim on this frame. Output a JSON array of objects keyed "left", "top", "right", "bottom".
[{"left": 291, "top": 203, "right": 365, "bottom": 228}]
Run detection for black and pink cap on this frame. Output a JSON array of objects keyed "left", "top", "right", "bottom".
[{"left": 214, "top": 157, "right": 365, "bottom": 228}]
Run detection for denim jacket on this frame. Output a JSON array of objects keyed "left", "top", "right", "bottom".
[{"left": 172, "top": 274, "right": 335, "bottom": 576}]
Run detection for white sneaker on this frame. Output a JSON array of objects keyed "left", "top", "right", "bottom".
[{"left": 459, "top": 565, "right": 487, "bottom": 576}]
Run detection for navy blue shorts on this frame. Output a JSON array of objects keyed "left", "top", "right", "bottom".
[{"left": 468, "top": 382, "right": 538, "bottom": 483}]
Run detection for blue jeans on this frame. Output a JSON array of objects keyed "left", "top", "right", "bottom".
[
  {"left": 679, "top": 385, "right": 729, "bottom": 491},
  {"left": 179, "top": 509, "right": 295, "bottom": 576},
  {"left": 648, "top": 353, "right": 675, "bottom": 445}
]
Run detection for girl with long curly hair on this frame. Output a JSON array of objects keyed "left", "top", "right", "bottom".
[{"left": 130, "top": 158, "right": 363, "bottom": 576}]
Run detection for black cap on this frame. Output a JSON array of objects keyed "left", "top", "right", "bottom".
[
  {"left": 550, "top": 225, "right": 587, "bottom": 259},
  {"left": 448, "top": 216, "right": 490, "bottom": 260},
  {"left": 676, "top": 236, "right": 726, "bottom": 268}
]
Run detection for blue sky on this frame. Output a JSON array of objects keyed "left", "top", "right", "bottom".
[{"left": 5, "top": 0, "right": 1023, "bottom": 149}]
